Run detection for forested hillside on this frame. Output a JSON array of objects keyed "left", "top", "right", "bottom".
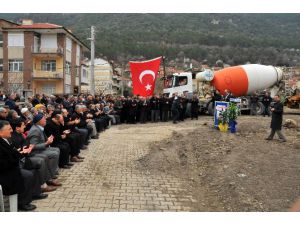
[{"left": 1, "top": 13, "right": 300, "bottom": 66}]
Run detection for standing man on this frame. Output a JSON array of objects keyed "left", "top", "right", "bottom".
[
  {"left": 250, "top": 92, "right": 259, "bottom": 116},
  {"left": 171, "top": 93, "right": 180, "bottom": 124},
  {"left": 262, "top": 92, "right": 272, "bottom": 117},
  {"left": 265, "top": 95, "right": 287, "bottom": 142},
  {"left": 190, "top": 94, "right": 199, "bottom": 120},
  {"left": 224, "top": 89, "right": 234, "bottom": 102}
]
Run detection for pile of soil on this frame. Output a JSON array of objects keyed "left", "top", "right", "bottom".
[{"left": 137, "top": 114, "right": 300, "bottom": 211}]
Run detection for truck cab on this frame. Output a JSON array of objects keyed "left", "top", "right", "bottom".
[{"left": 163, "top": 72, "right": 193, "bottom": 97}]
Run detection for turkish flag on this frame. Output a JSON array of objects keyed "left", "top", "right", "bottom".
[{"left": 129, "top": 57, "right": 161, "bottom": 97}]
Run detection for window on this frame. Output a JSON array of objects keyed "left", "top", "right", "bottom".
[
  {"left": 65, "top": 84, "right": 71, "bottom": 94},
  {"left": 9, "top": 59, "right": 23, "bottom": 72},
  {"left": 0, "top": 59, "right": 3, "bottom": 72},
  {"left": 8, "top": 33, "right": 24, "bottom": 47},
  {"left": 74, "top": 67, "right": 79, "bottom": 77},
  {"left": 164, "top": 76, "right": 174, "bottom": 88},
  {"left": 174, "top": 76, "right": 188, "bottom": 87},
  {"left": 65, "top": 62, "right": 71, "bottom": 74},
  {"left": 66, "top": 38, "right": 72, "bottom": 52},
  {"left": 42, "top": 84, "right": 56, "bottom": 95},
  {"left": 76, "top": 44, "right": 80, "bottom": 57},
  {"left": 41, "top": 60, "right": 56, "bottom": 71},
  {"left": 41, "top": 34, "right": 57, "bottom": 49}
]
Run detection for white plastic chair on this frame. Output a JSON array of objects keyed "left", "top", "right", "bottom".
[
  {"left": 0, "top": 185, "right": 4, "bottom": 212},
  {"left": 0, "top": 185, "right": 18, "bottom": 212}
]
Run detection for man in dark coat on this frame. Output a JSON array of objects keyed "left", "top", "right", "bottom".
[
  {"left": 44, "top": 111, "right": 72, "bottom": 168},
  {"left": 262, "top": 92, "right": 272, "bottom": 117},
  {"left": 190, "top": 94, "right": 199, "bottom": 120},
  {"left": 0, "top": 120, "right": 37, "bottom": 211},
  {"left": 171, "top": 93, "right": 180, "bottom": 124},
  {"left": 161, "top": 95, "right": 170, "bottom": 122},
  {"left": 139, "top": 97, "right": 149, "bottom": 124},
  {"left": 224, "top": 89, "right": 235, "bottom": 102},
  {"left": 265, "top": 95, "right": 287, "bottom": 142},
  {"left": 10, "top": 118, "right": 50, "bottom": 199},
  {"left": 149, "top": 95, "right": 160, "bottom": 122},
  {"left": 250, "top": 92, "right": 259, "bottom": 116}
]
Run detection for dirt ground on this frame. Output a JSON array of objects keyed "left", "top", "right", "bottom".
[{"left": 136, "top": 107, "right": 300, "bottom": 211}]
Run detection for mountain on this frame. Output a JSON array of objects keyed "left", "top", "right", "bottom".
[{"left": 1, "top": 13, "right": 300, "bottom": 66}]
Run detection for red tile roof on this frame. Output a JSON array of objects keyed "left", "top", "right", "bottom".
[{"left": 17, "top": 23, "right": 61, "bottom": 29}]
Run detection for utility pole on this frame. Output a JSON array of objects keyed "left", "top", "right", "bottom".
[{"left": 89, "top": 26, "right": 95, "bottom": 95}]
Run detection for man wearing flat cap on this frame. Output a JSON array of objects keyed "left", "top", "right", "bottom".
[{"left": 26, "top": 113, "right": 62, "bottom": 191}]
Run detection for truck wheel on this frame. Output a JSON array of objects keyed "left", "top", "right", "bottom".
[{"left": 256, "top": 102, "right": 265, "bottom": 115}]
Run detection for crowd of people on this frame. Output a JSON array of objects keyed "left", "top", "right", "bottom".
[
  {"left": 0, "top": 91, "right": 203, "bottom": 211},
  {"left": 0, "top": 88, "right": 287, "bottom": 211}
]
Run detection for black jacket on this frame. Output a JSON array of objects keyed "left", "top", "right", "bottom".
[
  {"left": 45, "top": 119, "right": 64, "bottom": 145},
  {"left": 0, "top": 138, "right": 24, "bottom": 195},
  {"left": 271, "top": 101, "right": 283, "bottom": 130}
]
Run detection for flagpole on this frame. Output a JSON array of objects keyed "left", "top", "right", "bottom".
[{"left": 162, "top": 56, "right": 166, "bottom": 80}]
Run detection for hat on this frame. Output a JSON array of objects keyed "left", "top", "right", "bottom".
[
  {"left": 21, "top": 108, "right": 29, "bottom": 114},
  {"left": 34, "top": 104, "right": 44, "bottom": 110},
  {"left": 33, "top": 113, "right": 44, "bottom": 124}
]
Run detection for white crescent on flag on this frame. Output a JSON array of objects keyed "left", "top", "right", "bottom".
[{"left": 139, "top": 70, "right": 156, "bottom": 84}]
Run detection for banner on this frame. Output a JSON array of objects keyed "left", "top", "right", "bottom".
[
  {"left": 214, "top": 101, "right": 229, "bottom": 128},
  {"left": 129, "top": 57, "right": 161, "bottom": 97}
]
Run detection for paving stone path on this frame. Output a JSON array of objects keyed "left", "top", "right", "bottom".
[{"left": 34, "top": 121, "right": 201, "bottom": 211}]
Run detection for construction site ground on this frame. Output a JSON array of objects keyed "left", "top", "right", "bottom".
[{"left": 33, "top": 107, "right": 300, "bottom": 211}]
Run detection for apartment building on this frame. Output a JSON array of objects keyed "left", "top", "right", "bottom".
[{"left": 0, "top": 19, "right": 89, "bottom": 96}]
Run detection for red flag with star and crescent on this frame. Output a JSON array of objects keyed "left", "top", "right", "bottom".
[{"left": 129, "top": 57, "right": 161, "bottom": 97}]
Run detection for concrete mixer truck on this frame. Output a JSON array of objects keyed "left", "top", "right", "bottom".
[{"left": 163, "top": 64, "right": 284, "bottom": 115}]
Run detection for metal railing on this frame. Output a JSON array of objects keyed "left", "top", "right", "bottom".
[
  {"left": 32, "top": 72, "right": 63, "bottom": 79},
  {"left": 31, "top": 46, "right": 64, "bottom": 54}
]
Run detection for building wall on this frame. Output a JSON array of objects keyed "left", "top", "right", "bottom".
[
  {"left": 23, "top": 31, "right": 33, "bottom": 88},
  {"left": 33, "top": 80, "right": 63, "bottom": 94},
  {"left": 94, "top": 64, "right": 114, "bottom": 94},
  {"left": 0, "top": 47, "right": 3, "bottom": 58},
  {"left": 71, "top": 40, "right": 76, "bottom": 91},
  {"left": 3, "top": 31, "right": 8, "bottom": 90},
  {"left": 57, "top": 33, "right": 66, "bottom": 93},
  {"left": 7, "top": 47, "right": 23, "bottom": 58}
]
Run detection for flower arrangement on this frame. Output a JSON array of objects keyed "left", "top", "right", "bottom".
[
  {"left": 218, "top": 109, "right": 229, "bottom": 125},
  {"left": 227, "top": 102, "right": 239, "bottom": 122}
]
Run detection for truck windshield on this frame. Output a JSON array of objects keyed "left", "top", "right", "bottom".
[
  {"left": 164, "top": 76, "right": 174, "bottom": 88},
  {"left": 174, "top": 76, "right": 188, "bottom": 87}
]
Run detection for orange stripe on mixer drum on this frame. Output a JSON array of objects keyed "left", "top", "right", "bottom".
[{"left": 212, "top": 66, "right": 248, "bottom": 96}]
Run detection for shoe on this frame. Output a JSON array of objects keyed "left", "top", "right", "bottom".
[
  {"left": 60, "top": 165, "right": 72, "bottom": 169},
  {"left": 67, "top": 162, "right": 74, "bottom": 166},
  {"left": 279, "top": 139, "right": 287, "bottom": 142},
  {"left": 33, "top": 193, "right": 48, "bottom": 200},
  {"left": 91, "top": 136, "right": 98, "bottom": 139},
  {"left": 47, "top": 180, "right": 62, "bottom": 186},
  {"left": 173, "top": 121, "right": 177, "bottom": 124},
  {"left": 81, "top": 146, "right": 88, "bottom": 150},
  {"left": 52, "top": 175, "right": 58, "bottom": 179},
  {"left": 265, "top": 138, "right": 272, "bottom": 140},
  {"left": 41, "top": 186, "right": 57, "bottom": 192},
  {"left": 71, "top": 157, "right": 83, "bottom": 162},
  {"left": 18, "top": 203, "right": 36, "bottom": 211},
  {"left": 77, "top": 155, "right": 85, "bottom": 159}
]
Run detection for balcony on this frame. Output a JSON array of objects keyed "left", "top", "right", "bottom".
[
  {"left": 81, "top": 76, "right": 89, "bottom": 85},
  {"left": 31, "top": 46, "right": 64, "bottom": 57},
  {"left": 32, "top": 72, "right": 63, "bottom": 80}
]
